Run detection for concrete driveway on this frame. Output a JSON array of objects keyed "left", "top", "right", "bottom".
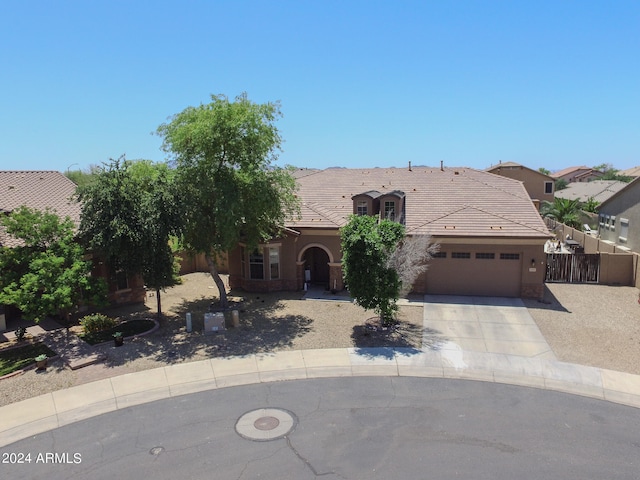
[{"left": 422, "top": 295, "right": 557, "bottom": 360}]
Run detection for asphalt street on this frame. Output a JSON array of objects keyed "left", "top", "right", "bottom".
[{"left": 3, "top": 377, "right": 639, "bottom": 479}]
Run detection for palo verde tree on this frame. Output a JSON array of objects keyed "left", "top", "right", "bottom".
[
  {"left": 341, "top": 214, "right": 438, "bottom": 326},
  {"left": 76, "top": 157, "right": 183, "bottom": 316},
  {"left": 157, "top": 93, "right": 299, "bottom": 308},
  {"left": 0, "top": 206, "right": 107, "bottom": 323}
]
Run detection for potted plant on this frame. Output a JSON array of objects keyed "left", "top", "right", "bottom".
[
  {"left": 35, "top": 354, "right": 48, "bottom": 370},
  {"left": 113, "top": 331, "right": 124, "bottom": 347},
  {"left": 14, "top": 327, "right": 27, "bottom": 342}
]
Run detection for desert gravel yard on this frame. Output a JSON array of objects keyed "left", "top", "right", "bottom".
[
  {"left": 1, "top": 273, "right": 639, "bottom": 407},
  {"left": 524, "top": 283, "right": 640, "bottom": 375}
]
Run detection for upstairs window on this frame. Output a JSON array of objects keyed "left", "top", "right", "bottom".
[
  {"left": 619, "top": 219, "right": 629, "bottom": 242},
  {"left": 544, "top": 181, "right": 553, "bottom": 194},
  {"left": 384, "top": 201, "right": 395, "bottom": 221},
  {"left": 357, "top": 200, "right": 368, "bottom": 216}
]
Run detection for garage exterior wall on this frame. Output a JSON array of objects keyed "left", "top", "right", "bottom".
[{"left": 415, "top": 240, "right": 546, "bottom": 299}]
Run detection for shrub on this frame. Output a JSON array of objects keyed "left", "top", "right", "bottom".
[{"left": 80, "top": 313, "right": 117, "bottom": 334}]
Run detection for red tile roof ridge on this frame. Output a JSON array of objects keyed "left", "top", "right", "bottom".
[
  {"left": 464, "top": 171, "right": 530, "bottom": 201},
  {"left": 300, "top": 202, "right": 343, "bottom": 226}
]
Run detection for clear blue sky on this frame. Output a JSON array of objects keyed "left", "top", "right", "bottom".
[{"left": 1, "top": 0, "right": 638, "bottom": 173}]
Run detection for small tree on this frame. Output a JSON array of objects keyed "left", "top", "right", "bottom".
[
  {"left": 0, "top": 206, "right": 106, "bottom": 323},
  {"left": 540, "top": 197, "right": 581, "bottom": 229},
  {"left": 555, "top": 178, "right": 568, "bottom": 191},
  {"left": 157, "top": 93, "right": 299, "bottom": 308},
  {"left": 341, "top": 215, "right": 437, "bottom": 326}
]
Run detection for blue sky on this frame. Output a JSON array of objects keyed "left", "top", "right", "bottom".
[{"left": 1, "top": 0, "right": 638, "bottom": 173}]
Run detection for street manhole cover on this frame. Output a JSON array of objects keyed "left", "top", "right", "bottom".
[
  {"left": 254, "top": 416, "right": 280, "bottom": 430},
  {"left": 236, "top": 408, "right": 297, "bottom": 441}
]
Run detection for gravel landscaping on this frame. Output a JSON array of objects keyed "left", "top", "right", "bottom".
[{"left": 1, "top": 272, "right": 639, "bottom": 407}]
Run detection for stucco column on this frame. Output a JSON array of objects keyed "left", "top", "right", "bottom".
[
  {"left": 296, "top": 261, "right": 305, "bottom": 290},
  {"left": 328, "top": 262, "right": 344, "bottom": 292}
]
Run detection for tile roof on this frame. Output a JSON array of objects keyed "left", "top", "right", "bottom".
[
  {"left": 0, "top": 171, "right": 80, "bottom": 247},
  {"left": 619, "top": 166, "right": 640, "bottom": 177},
  {"left": 290, "top": 167, "right": 551, "bottom": 239},
  {"left": 550, "top": 165, "right": 590, "bottom": 178},
  {"left": 485, "top": 161, "right": 554, "bottom": 180},
  {"left": 554, "top": 180, "right": 629, "bottom": 203}
]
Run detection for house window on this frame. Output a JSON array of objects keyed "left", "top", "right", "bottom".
[
  {"left": 115, "top": 270, "right": 129, "bottom": 290},
  {"left": 357, "top": 200, "right": 368, "bottom": 216},
  {"left": 544, "top": 181, "right": 553, "bottom": 194},
  {"left": 605, "top": 215, "right": 611, "bottom": 230},
  {"left": 433, "top": 252, "right": 447, "bottom": 258},
  {"left": 619, "top": 218, "right": 629, "bottom": 242},
  {"left": 384, "top": 201, "right": 395, "bottom": 221},
  {"left": 476, "top": 253, "right": 495, "bottom": 259},
  {"left": 240, "top": 246, "right": 246, "bottom": 278},
  {"left": 249, "top": 249, "right": 264, "bottom": 280},
  {"left": 599, "top": 214, "right": 605, "bottom": 227},
  {"left": 610, "top": 216, "right": 616, "bottom": 231},
  {"left": 452, "top": 252, "right": 471, "bottom": 259},
  {"left": 269, "top": 247, "right": 280, "bottom": 280},
  {"left": 500, "top": 253, "right": 520, "bottom": 260}
]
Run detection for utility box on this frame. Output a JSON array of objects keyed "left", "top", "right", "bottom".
[{"left": 204, "top": 312, "right": 225, "bottom": 335}]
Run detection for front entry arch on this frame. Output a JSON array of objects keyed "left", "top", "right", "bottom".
[{"left": 302, "top": 247, "right": 330, "bottom": 285}]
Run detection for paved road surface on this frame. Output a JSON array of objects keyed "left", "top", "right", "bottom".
[{"left": 3, "top": 377, "right": 639, "bottom": 479}]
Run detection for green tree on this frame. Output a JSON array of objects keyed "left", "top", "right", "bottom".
[
  {"left": 580, "top": 197, "right": 600, "bottom": 213},
  {"left": 341, "top": 215, "right": 437, "bottom": 326},
  {"left": 157, "top": 93, "right": 299, "bottom": 308},
  {"left": 0, "top": 206, "right": 107, "bottom": 323},
  {"left": 76, "top": 157, "right": 182, "bottom": 316},
  {"left": 555, "top": 178, "right": 568, "bottom": 190},
  {"left": 540, "top": 198, "right": 581, "bottom": 229},
  {"left": 538, "top": 167, "right": 551, "bottom": 175},
  {"left": 65, "top": 164, "right": 101, "bottom": 187}
]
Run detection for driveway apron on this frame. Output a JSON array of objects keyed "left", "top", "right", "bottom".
[{"left": 422, "top": 295, "right": 557, "bottom": 360}]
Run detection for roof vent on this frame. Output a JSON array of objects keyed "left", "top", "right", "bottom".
[
  {"left": 490, "top": 226, "right": 503, "bottom": 230},
  {"left": 444, "top": 225, "right": 456, "bottom": 229}
]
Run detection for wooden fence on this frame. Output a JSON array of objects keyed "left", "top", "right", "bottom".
[{"left": 545, "top": 254, "right": 600, "bottom": 283}]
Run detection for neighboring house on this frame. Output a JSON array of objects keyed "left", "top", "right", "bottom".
[
  {"left": 554, "top": 180, "right": 628, "bottom": 204},
  {"left": 551, "top": 166, "right": 604, "bottom": 183},
  {"left": 485, "top": 161, "right": 554, "bottom": 209},
  {"left": 597, "top": 177, "right": 640, "bottom": 253},
  {"left": 618, "top": 166, "right": 640, "bottom": 179},
  {"left": 0, "top": 171, "right": 144, "bottom": 322},
  {"left": 227, "top": 167, "right": 552, "bottom": 300}
]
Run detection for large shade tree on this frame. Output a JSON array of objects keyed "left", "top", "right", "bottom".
[
  {"left": 341, "top": 215, "right": 438, "bottom": 326},
  {"left": 0, "top": 206, "right": 107, "bottom": 323},
  {"left": 76, "top": 158, "right": 183, "bottom": 316},
  {"left": 157, "top": 93, "right": 299, "bottom": 308}
]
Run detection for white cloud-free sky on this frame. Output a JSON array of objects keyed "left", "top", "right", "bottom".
[{"left": 1, "top": 0, "right": 638, "bottom": 173}]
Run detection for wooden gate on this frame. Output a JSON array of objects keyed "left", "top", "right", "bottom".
[{"left": 545, "top": 254, "right": 600, "bottom": 283}]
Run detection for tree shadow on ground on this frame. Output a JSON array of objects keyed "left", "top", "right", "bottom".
[
  {"left": 96, "top": 291, "right": 314, "bottom": 367},
  {"left": 350, "top": 316, "right": 425, "bottom": 351},
  {"left": 521, "top": 285, "right": 571, "bottom": 313}
]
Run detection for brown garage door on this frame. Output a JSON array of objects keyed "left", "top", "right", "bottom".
[{"left": 425, "top": 251, "right": 522, "bottom": 297}]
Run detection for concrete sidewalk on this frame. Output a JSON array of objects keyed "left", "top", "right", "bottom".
[{"left": 2, "top": 346, "right": 640, "bottom": 448}]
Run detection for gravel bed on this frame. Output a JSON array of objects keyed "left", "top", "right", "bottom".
[{"left": 524, "top": 283, "right": 640, "bottom": 375}]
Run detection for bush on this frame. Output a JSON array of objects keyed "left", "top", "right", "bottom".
[{"left": 80, "top": 313, "right": 117, "bottom": 334}]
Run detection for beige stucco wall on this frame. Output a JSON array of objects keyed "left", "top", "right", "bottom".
[
  {"left": 416, "top": 239, "right": 547, "bottom": 299},
  {"left": 488, "top": 166, "right": 554, "bottom": 206},
  {"left": 599, "top": 253, "right": 634, "bottom": 286}
]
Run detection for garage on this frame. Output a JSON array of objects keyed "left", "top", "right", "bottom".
[{"left": 424, "top": 248, "right": 523, "bottom": 297}]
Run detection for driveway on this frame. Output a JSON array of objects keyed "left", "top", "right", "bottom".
[{"left": 422, "top": 295, "right": 557, "bottom": 360}]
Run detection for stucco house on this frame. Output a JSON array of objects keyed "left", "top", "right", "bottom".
[
  {"left": 597, "top": 177, "right": 640, "bottom": 253},
  {"left": 227, "top": 166, "right": 552, "bottom": 300},
  {"left": 554, "top": 180, "right": 628, "bottom": 204},
  {"left": 0, "top": 171, "right": 145, "bottom": 327},
  {"left": 485, "top": 161, "right": 554, "bottom": 209},
  {"left": 551, "top": 166, "right": 604, "bottom": 183}
]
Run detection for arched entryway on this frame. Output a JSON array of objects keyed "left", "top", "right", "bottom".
[{"left": 302, "top": 247, "right": 330, "bottom": 286}]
